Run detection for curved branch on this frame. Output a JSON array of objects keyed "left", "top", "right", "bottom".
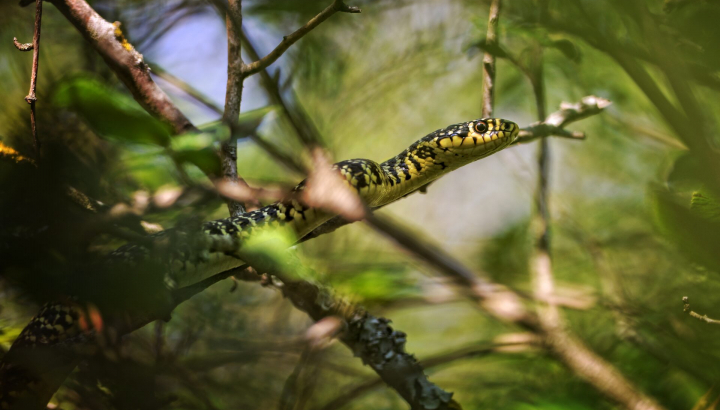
[{"left": 242, "top": 0, "right": 361, "bottom": 77}]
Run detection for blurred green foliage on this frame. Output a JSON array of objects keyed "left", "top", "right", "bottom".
[{"left": 2, "top": 0, "right": 720, "bottom": 409}]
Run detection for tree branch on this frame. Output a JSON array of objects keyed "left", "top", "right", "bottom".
[
  {"left": 241, "top": 29, "right": 324, "bottom": 151},
  {"left": 314, "top": 341, "right": 529, "bottom": 410},
  {"left": 298, "top": 96, "right": 611, "bottom": 244},
  {"left": 363, "top": 212, "right": 667, "bottom": 410},
  {"left": 514, "top": 95, "right": 611, "bottom": 144},
  {"left": 481, "top": 0, "right": 501, "bottom": 118},
  {"left": 242, "top": 0, "right": 361, "bottom": 77},
  {"left": 220, "top": 0, "right": 245, "bottom": 217},
  {"left": 274, "top": 273, "right": 458, "bottom": 410},
  {"left": 47, "top": 0, "right": 196, "bottom": 135},
  {"left": 682, "top": 297, "right": 720, "bottom": 325}
]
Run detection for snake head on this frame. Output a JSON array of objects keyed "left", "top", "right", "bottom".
[{"left": 434, "top": 118, "right": 519, "bottom": 153}]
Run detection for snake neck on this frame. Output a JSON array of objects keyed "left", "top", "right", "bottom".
[{"left": 372, "top": 136, "right": 513, "bottom": 206}]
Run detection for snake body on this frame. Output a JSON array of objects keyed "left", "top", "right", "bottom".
[{"left": 0, "top": 117, "right": 518, "bottom": 408}]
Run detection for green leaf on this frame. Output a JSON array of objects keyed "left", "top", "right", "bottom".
[
  {"left": 329, "top": 268, "right": 419, "bottom": 303},
  {"left": 53, "top": 76, "right": 171, "bottom": 146},
  {"left": 173, "top": 146, "right": 221, "bottom": 177},
  {"left": 468, "top": 38, "right": 510, "bottom": 59},
  {"left": 691, "top": 192, "right": 720, "bottom": 223},
  {"left": 480, "top": 220, "right": 531, "bottom": 285},
  {"left": 549, "top": 39, "right": 582, "bottom": 63},
  {"left": 652, "top": 187, "right": 720, "bottom": 272},
  {"left": 667, "top": 152, "right": 705, "bottom": 192},
  {"left": 236, "top": 106, "right": 277, "bottom": 138}
]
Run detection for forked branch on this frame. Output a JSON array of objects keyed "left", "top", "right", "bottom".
[{"left": 242, "top": 0, "right": 360, "bottom": 77}]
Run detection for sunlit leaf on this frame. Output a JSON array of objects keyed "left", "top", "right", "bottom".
[
  {"left": 172, "top": 146, "right": 222, "bottom": 177},
  {"left": 691, "top": 192, "right": 720, "bottom": 223}
]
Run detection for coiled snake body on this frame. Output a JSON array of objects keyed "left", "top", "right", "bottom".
[{"left": 0, "top": 118, "right": 518, "bottom": 408}]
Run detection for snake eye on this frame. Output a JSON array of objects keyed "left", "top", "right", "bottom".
[{"left": 474, "top": 122, "right": 488, "bottom": 133}]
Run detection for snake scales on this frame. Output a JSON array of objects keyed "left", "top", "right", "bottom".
[{"left": 0, "top": 117, "right": 519, "bottom": 408}]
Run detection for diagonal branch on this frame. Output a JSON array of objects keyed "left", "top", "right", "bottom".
[
  {"left": 363, "top": 212, "right": 667, "bottom": 410},
  {"left": 242, "top": 0, "right": 361, "bottom": 77},
  {"left": 46, "top": 0, "right": 196, "bottom": 135},
  {"left": 314, "top": 341, "right": 531, "bottom": 410},
  {"left": 241, "top": 30, "right": 324, "bottom": 152},
  {"left": 256, "top": 259, "right": 458, "bottom": 410}
]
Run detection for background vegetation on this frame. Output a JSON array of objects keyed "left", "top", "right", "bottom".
[{"left": 2, "top": 0, "right": 720, "bottom": 409}]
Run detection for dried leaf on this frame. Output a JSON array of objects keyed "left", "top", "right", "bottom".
[
  {"left": 305, "top": 316, "right": 343, "bottom": 350},
  {"left": 301, "top": 148, "right": 366, "bottom": 221},
  {"left": 215, "top": 180, "right": 286, "bottom": 204}
]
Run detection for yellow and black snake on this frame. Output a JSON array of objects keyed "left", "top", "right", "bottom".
[{"left": 0, "top": 117, "right": 518, "bottom": 408}]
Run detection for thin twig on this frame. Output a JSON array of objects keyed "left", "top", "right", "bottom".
[
  {"left": 12, "top": 37, "right": 33, "bottom": 51},
  {"left": 682, "top": 297, "right": 720, "bottom": 325},
  {"left": 481, "top": 0, "right": 501, "bottom": 118},
  {"left": 241, "top": 30, "right": 323, "bottom": 151},
  {"left": 527, "top": 30, "right": 564, "bottom": 339},
  {"left": 242, "top": 0, "right": 361, "bottom": 77},
  {"left": 514, "top": 96, "right": 611, "bottom": 144},
  {"left": 17, "top": 0, "right": 43, "bottom": 156}
]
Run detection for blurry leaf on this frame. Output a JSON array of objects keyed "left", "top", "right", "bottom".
[
  {"left": 513, "top": 399, "right": 595, "bottom": 410},
  {"left": 173, "top": 146, "right": 221, "bottom": 176},
  {"left": 652, "top": 188, "right": 720, "bottom": 272},
  {"left": 236, "top": 106, "right": 277, "bottom": 138},
  {"left": 169, "top": 105, "right": 274, "bottom": 177},
  {"left": 480, "top": 220, "right": 531, "bottom": 285},
  {"left": 117, "top": 147, "right": 177, "bottom": 191},
  {"left": 305, "top": 316, "right": 343, "bottom": 350},
  {"left": 301, "top": 148, "right": 365, "bottom": 221},
  {"left": 171, "top": 132, "right": 217, "bottom": 151},
  {"left": 53, "top": 76, "right": 171, "bottom": 146},
  {"left": 668, "top": 152, "right": 705, "bottom": 192},
  {"left": 691, "top": 192, "right": 720, "bottom": 223},
  {"left": 329, "top": 268, "right": 419, "bottom": 303},
  {"left": 548, "top": 39, "right": 582, "bottom": 63},
  {"left": 238, "top": 227, "right": 302, "bottom": 278},
  {"left": 170, "top": 131, "right": 222, "bottom": 176},
  {"left": 468, "top": 38, "right": 510, "bottom": 59}
]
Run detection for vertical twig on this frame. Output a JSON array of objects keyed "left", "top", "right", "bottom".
[
  {"left": 481, "top": 0, "right": 501, "bottom": 118},
  {"left": 529, "top": 2, "right": 562, "bottom": 331},
  {"left": 220, "top": 0, "right": 254, "bottom": 216},
  {"left": 16, "top": 0, "right": 43, "bottom": 157},
  {"left": 223, "top": 0, "right": 244, "bottom": 126}
]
